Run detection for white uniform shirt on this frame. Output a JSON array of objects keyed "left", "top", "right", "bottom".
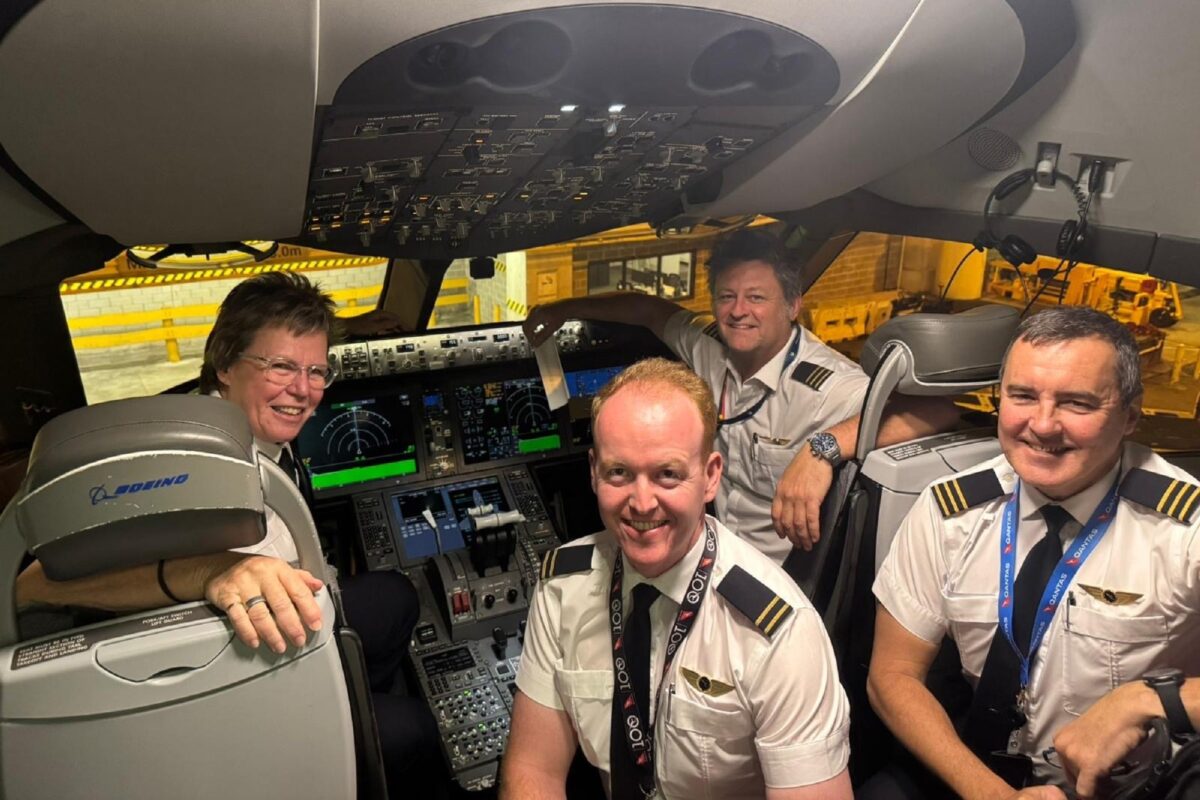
[
  {"left": 517, "top": 517, "right": 850, "bottom": 798},
  {"left": 662, "top": 311, "right": 869, "bottom": 563},
  {"left": 874, "top": 442, "right": 1200, "bottom": 784}
]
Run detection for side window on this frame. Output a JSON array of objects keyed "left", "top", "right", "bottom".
[
  {"left": 60, "top": 246, "right": 387, "bottom": 403},
  {"left": 806, "top": 233, "right": 1200, "bottom": 451},
  {"left": 584, "top": 251, "right": 695, "bottom": 299}
]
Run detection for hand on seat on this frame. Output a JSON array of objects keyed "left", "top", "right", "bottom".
[
  {"left": 204, "top": 555, "right": 324, "bottom": 654},
  {"left": 772, "top": 448, "right": 831, "bottom": 551}
]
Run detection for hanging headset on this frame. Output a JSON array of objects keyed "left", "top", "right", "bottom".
[{"left": 975, "top": 167, "right": 1091, "bottom": 266}]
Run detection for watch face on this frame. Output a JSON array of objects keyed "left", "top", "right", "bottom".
[{"left": 1144, "top": 667, "right": 1184, "bottom": 685}]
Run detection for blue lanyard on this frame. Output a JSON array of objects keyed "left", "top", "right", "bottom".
[
  {"left": 997, "top": 479, "right": 1120, "bottom": 688},
  {"left": 717, "top": 327, "right": 801, "bottom": 428}
]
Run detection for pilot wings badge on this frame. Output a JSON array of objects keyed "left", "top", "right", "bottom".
[
  {"left": 680, "top": 667, "right": 734, "bottom": 697},
  {"left": 1077, "top": 583, "right": 1143, "bottom": 606}
]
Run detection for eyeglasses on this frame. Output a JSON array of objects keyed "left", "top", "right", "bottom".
[{"left": 239, "top": 354, "right": 336, "bottom": 388}]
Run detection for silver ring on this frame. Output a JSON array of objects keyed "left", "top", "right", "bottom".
[
  {"left": 244, "top": 595, "right": 268, "bottom": 612},
  {"left": 533, "top": 323, "right": 546, "bottom": 334}
]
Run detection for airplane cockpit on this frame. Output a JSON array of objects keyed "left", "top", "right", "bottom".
[{"left": 2, "top": 1, "right": 1200, "bottom": 798}]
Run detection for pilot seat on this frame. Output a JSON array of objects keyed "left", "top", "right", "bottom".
[{"left": 0, "top": 395, "right": 384, "bottom": 799}]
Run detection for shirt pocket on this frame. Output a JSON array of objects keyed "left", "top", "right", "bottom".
[
  {"left": 941, "top": 593, "right": 999, "bottom": 680},
  {"left": 751, "top": 438, "right": 799, "bottom": 490},
  {"left": 554, "top": 669, "right": 613, "bottom": 768},
  {"left": 658, "top": 689, "right": 757, "bottom": 800},
  {"left": 1061, "top": 604, "right": 1168, "bottom": 715}
]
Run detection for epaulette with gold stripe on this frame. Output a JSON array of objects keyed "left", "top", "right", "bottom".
[
  {"left": 791, "top": 361, "right": 834, "bottom": 391},
  {"left": 539, "top": 545, "right": 595, "bottom": 580},
  {"left": 716, "top": 565, "right": 793, "bottom": 638},
  {"left": 1119, "top": 468, "right": 1200, "bottom": 524},
  {"left": 700, "top": 319, "right": 723, "bottom": 342},
  {"left": 931, "top": 469, "right": 1004, "bottom": 518}
]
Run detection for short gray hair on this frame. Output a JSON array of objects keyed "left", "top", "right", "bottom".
[{"left": 1001, "top": 306, "right": 1142, "bottom": 407}]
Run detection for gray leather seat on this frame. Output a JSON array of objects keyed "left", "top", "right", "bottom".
[{"left": 0, "top": 395, "right": 358, "bottom": 800}]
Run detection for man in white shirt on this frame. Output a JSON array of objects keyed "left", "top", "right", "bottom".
[
  {"left": 500, "top": 358, "right": 852, "bottom": 800},
  {"left": 869, "top": 306, "right": 1200, "bottom": 800},
  {"left": 524, "top": 228, "right": 954, "bottom": 564}
]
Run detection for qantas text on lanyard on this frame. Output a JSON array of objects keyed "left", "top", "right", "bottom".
[
  {"left": 609, "top": 521, "right": 717, "bottom": 798},
  {"left": 717, "top": 328, "right": 801, "bottom": 427},
  {"left": 997, "top": 479, "right": 1120, "bottom": 691}
]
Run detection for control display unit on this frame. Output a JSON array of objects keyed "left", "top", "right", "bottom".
[
  {"left": 391, "top": 475, "right": 510, "bottom": 563},
  {"left": 454, "top": 377, "right": 561, "bottom": 465},
  {"left": 297, "top": 391, "right": 419, "bottom": 494}
]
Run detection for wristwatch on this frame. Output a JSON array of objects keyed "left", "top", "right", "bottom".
[
  {"left": 807, "top": 431, "right": 843, "bottom": 468},
  {"left": 1143, "top": 667, "right": 1195, "bottom": 737}
]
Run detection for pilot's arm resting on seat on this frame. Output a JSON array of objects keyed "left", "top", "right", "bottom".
[{"left": 17, "top": 551, "right": 323, "bottom": 655}]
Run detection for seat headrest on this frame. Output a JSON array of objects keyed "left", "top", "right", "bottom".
[
  {"left": 860, "top": 305, "right": 1020, "bottom": 391},
  {"left": 15, "top": 395, "right": 266, "bottom": 580}
]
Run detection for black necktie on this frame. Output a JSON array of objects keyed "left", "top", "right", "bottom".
[
  {"left": 610, "top": 582, "right": 660, "bottom": 800},
  {"left": 964, "top": 505, "right": 1073, "bottom": 768},
  {"left": 278, "top": 446, "right": 299, "bottom": 486}
]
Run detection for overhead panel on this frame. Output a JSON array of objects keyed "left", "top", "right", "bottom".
[{"left": 302, "top": 6, "right": 839, "bottom": 257}]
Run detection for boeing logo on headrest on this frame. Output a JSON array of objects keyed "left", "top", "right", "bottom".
[{"left": 90, "top": 474, "right": 189, "bottom": 505}]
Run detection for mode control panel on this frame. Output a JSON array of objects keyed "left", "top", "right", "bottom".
[{"left": 329, "top": 321, "right": 594, "bottom": 382}]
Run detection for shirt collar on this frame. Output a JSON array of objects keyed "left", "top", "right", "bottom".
[
  {"left": 623, "top": 521, "right": 709, "bottom": 606},
  {"left": 723, "top": 326, "right": 800, "bottom": 392},
  {"left": 1018, "top": 457, "right": 1123, "bottom": 525}
]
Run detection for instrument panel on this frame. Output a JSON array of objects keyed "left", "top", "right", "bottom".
[{"left": 299, "top": 319, "right": 667, "bottom": 791}]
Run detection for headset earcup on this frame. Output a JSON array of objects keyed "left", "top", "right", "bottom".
[
  {"left": 999, "top": 235, "right": 1038, "bottom": 267},
  {"left": 1056, "top": 218, "right": 1086, "bottom": 257}
]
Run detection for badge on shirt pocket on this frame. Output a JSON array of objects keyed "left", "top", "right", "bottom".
[
  {"left": 680, "top": 667, "right": 734, "bottom": 698},
  {"left": 1061, "top": 600, "right": 1168, "bottom": 715}
]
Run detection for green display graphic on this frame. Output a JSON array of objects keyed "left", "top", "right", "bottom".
[
  {"left": 310, "top": 458, "right": 417, "bottom": 489},
  {"left": 518, "top": 434, "right": 562, "bottom": 454}
]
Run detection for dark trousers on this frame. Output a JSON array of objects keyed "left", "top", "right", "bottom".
[{"left": 339, "top": 570, "right": 444, "bottom": 797}]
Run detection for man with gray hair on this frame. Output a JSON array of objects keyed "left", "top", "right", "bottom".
[
  {"left": 525, "top": 228, "right": 954, "bottom": 564},
  {"left": 868, "top": 306, "right": 1200, "bottom": 799}
]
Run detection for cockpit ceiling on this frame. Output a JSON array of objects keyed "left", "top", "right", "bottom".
[{"left": 0, "top": 0, "right": 1068, "bottom": 255}]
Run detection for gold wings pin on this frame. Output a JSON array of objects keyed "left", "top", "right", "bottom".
[
  {"left": 1078, "top": 583, "right": 1143, "bottom": 606},
  {"left": 680, "top": 667, "right": 734, "bottom": 697}
]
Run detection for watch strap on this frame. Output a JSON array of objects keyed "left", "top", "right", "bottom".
[{"left": 1150, "top": 678, "right": 1196, "bottom": 738}]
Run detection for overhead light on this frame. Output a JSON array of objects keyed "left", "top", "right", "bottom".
[
  {"left": 608, "top": 103, "right": 625, "bottom": 114},
  {"left": 560, "top": 104, "right": 577, "bottom": 113}
]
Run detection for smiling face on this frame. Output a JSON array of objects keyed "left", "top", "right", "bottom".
[
  {"left": 217, "top": 325, "right": 328, "bottom": 444},
  {"left": 711, "top": 259, "right": 802, "bottom": 377},
  {"left": 590, "top": 383, "right": 722, "bottom": 578},
  {"left": 999, "top": 336, "right": 1140, "bottom": 500}
]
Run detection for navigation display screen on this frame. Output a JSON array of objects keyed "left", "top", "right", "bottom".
[
  {"left": 454, "top": 377, "right": 561, "bottom": 465},
  {"left": 390, "top": 475, "right": 510, "bottom": 562},
  {"left": 297, "top": 392, "right": 418, "bottom": 493}
]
